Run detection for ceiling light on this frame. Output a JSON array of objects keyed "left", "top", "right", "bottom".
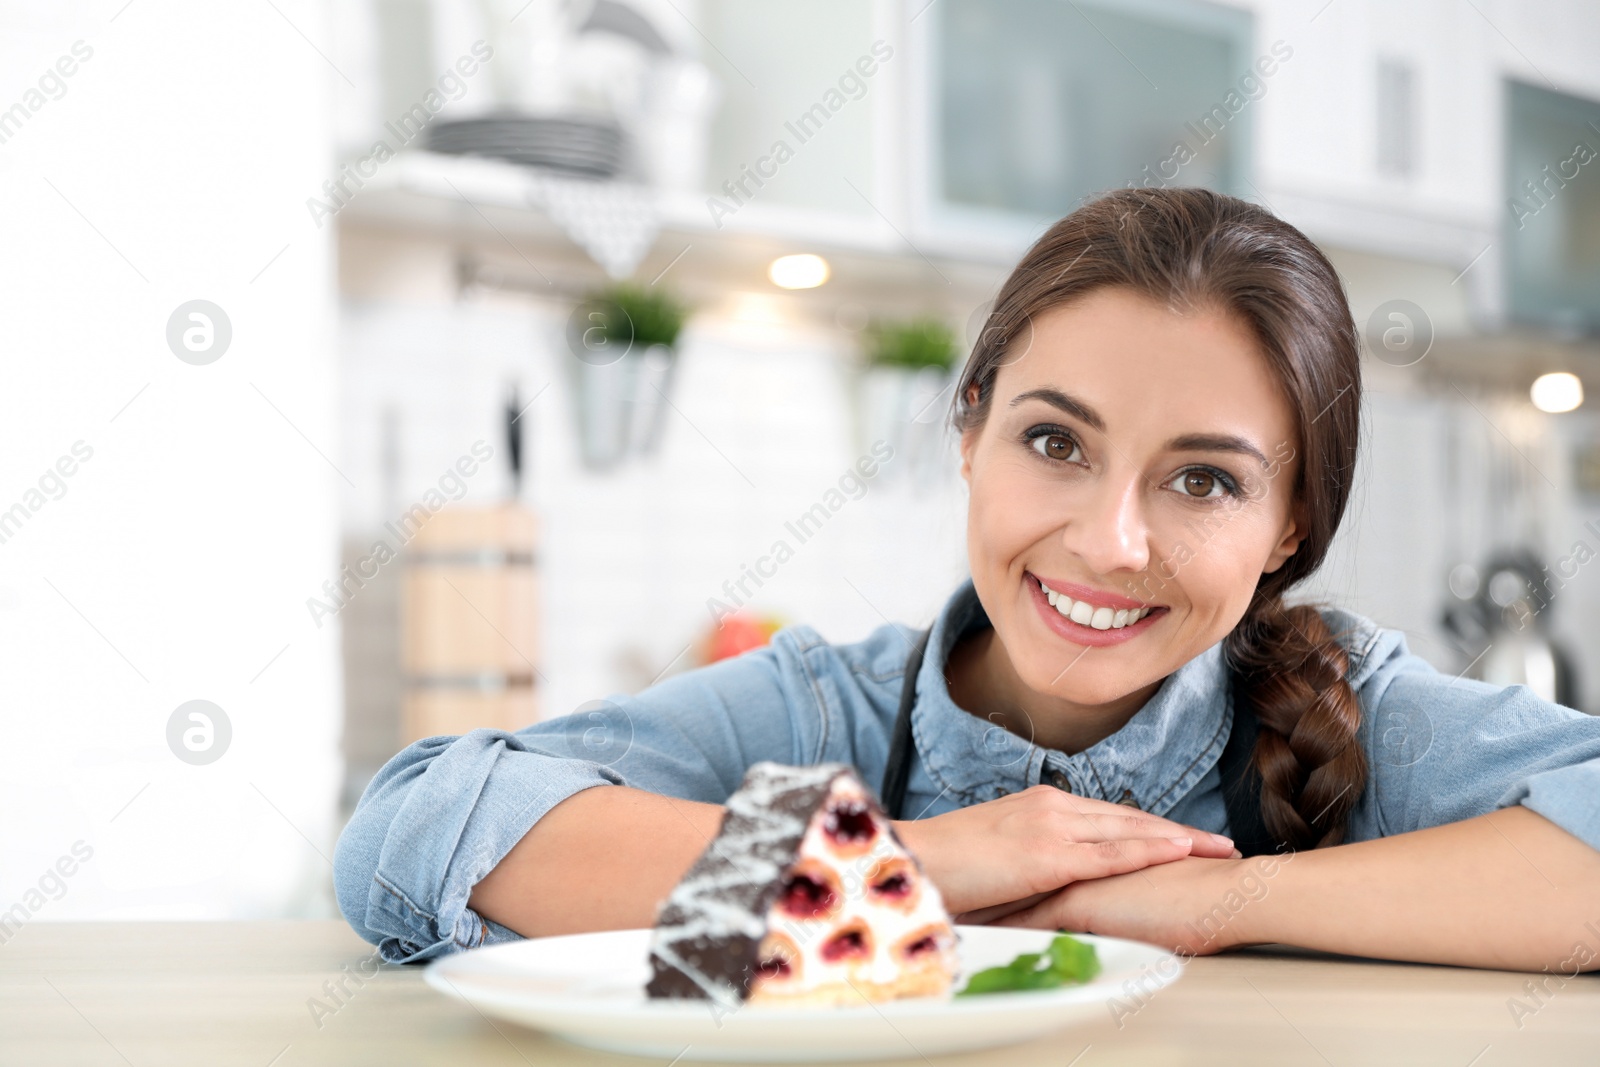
[
  {"left": 1531, "top": 372, "right": 1583, "bottom": 413},
  {"left": 768, "top": 254, "right": 830, "bottom": 289}
]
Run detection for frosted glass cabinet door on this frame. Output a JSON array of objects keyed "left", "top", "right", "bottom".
[
  {"left": 696, "top": 0, "right": 883, "bottom": 218},
  {"left": 930, "top": 0, "right": 1255, "bottom": 224},
  {"left": 1503, "top": 81, "right": 1600, "bottom": 335}
]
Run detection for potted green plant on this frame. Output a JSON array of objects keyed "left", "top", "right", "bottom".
[
  {"left": 855, "top": 316, "right": 962, "bottom": 490},
  {"left": 567, "top": 282, "right": 690, "bottom": 470},
  {"left": 862, "top": 317, "right": 961, "bottom": 373}
]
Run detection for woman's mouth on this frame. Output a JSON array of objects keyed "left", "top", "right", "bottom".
[{"left": 1027, "top": 574, "right": 1168, "bottom": 647}]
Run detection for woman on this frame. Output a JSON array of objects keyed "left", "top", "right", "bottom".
[{"left": 334, "top": 188, "right": 1600, "bottom": 973}]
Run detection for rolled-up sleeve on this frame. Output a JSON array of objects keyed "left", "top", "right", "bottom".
[
  {"left": 332, "top": 626, "right": 835, "bottom": 963},
  {"left": 1502, "top": 756, "right": 1600, "bottom": 852},
  {"left": 1358, "top": 630, "right": 1600, "bottom": 853},
  {"left": 333, "top": 731, "right": 625, "bottom": 963}
]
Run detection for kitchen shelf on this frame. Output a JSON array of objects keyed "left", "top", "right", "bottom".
[{"left": 339, "top": 151, "right": 1017, "bottom": 315}]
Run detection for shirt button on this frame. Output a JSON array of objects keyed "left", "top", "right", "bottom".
[
  {"left": 1049, "top": 770, "right": 1072, "bottom": 791},
  {"left": 1116, "top": 789, "right": 1141, "bottom": 810}
]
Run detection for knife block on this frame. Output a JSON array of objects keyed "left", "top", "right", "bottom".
[{"left": 400, "top": 504, "right": 539, "bottom": 742}]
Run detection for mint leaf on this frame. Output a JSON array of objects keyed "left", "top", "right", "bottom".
[
  {"left": 1046, "top": 932, "right": 1102, "bottom": 983},
  {"left": 956, "top": 933, "right": 1101, "bottom": 997}
]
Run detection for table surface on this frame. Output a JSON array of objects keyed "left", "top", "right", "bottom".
[{"left": 2, "top": 921, "right": 1598, "bottom": 1066}]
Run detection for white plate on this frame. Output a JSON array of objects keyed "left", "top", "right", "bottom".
[{"left": 424, "top": 925, "right": 1182, "bottom": 1062}]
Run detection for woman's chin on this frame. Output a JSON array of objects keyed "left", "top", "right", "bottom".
[{"left": 1015, "top": 653, "right": 1152, "bottom": 706}]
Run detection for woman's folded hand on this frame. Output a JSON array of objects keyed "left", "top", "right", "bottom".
[
  {"left": 983, "top": 854, "right": 1261, "bottom": 958},
  {"left": 893, "top": 784, "right": 1239, "bottom": 919}
]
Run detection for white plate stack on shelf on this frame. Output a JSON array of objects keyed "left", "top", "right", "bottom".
[{"left": 426, "top": 113, "right": 627, "bottom": 179}]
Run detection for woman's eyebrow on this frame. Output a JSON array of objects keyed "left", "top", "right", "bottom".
[{"left": 1008, "top": 387, "right": 1272, "bottom": 469}]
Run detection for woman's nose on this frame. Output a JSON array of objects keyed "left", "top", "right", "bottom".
[{"left": 1059, "top": 472, "right": 1151, "bottom": 576}]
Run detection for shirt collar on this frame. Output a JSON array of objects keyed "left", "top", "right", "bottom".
[{"left": 910, "top": 578, "right": 1233, "bottom": 817}]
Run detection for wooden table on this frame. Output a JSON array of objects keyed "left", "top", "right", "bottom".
[{"left": 2, "top": 922, "right": 1598, "bottom": 1065}]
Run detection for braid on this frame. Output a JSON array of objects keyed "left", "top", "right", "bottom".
[{"left": 1223, "top": 591, "right": 1367, "bottom": 851}]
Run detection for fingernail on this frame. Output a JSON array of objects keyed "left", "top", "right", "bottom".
[
  {"left": 1210, "top": 833, "right": 1234, "bottom": 847},
  {"left": 1230, "top": 849, "right": 1243, "bottom": 859},
  {"left": 1169, "top": 836, "right": 1193, "bottom": 846}
]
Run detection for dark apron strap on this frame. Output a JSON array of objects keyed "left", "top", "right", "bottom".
[
  {"left": 1216, "top": 676, "right": 1276, "bottom": 857},
  {"left": 880, "top": 626, "right": 932, "bottom": 821}
]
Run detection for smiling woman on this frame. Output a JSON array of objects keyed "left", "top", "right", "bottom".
[
  {"left": 334, "top": 188, "right": 1600, "bottom": 976},
  {"left": 946, "top": 192, "right": 1363, "bottom": 849}
]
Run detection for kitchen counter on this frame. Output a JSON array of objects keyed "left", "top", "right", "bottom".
[{"left": 3, "top": 921, "right": 1598, "bottom": 1065}]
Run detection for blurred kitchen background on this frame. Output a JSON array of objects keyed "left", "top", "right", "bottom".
[{"left": 3, "top": 0, "right": 1600, "bottom": 925}]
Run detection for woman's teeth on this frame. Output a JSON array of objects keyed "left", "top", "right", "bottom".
[{"left": 1037, "top": 578, "right": 1154, "bottom": 630}]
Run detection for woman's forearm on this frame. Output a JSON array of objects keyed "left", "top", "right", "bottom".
[
  {"left": 1235, "top": 805, "right": 1600, "bottom": 972},
  {"left": 467, "top": 784, "right": 725, "bottom": 938}
]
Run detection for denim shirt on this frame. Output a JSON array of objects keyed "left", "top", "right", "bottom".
[{"left": 333, "top": 578, "right": 1600, "bottom": 963}]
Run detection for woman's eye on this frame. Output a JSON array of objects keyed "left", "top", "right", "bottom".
[
  {"left": 1029, "top": 434, "right": 1079, "bottom": 462},
  {"left": 1168, "top": 468, "right": 1232, "bottom": 499}
]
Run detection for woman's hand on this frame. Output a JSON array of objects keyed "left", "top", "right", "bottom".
[
  {"left": 984, "top": 854, "right": 1273, "bottom": 957},
  {"left": 894, "top": 784, "right": 1239, "bottom": 918}
]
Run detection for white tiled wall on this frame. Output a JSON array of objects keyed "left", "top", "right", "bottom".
[{"left": 338, "top": 297, "right": 971, "bottom": 772}]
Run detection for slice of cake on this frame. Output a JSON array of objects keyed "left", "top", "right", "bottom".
[{"left": 646, "top": 761, "right": 959, "bottom": 1009}]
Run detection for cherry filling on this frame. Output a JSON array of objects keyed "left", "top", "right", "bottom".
[
  {"left": 755, "top": 954, "right": 792, "bottom": 980},
  {"left": 870, "top": 872, "right": 911, "bottom": 900},
  {"left": 821, "top": 928, "right": 871, "bottom": 963},
  {"left": 779, "top": 872, "right": 837, "bottom": 918},
  {"left": 823, "top": 800, "right": 876, "bottom": 845},
  {"left": 903, "top": 935, "right": 940, "bottom": 957}
]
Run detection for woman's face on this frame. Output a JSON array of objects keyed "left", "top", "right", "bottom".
[{"left": 960, "top": 286, "right": 1306, "bottom": 710}]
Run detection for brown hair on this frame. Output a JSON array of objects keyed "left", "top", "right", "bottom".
[{"left": 953, "top": 187, "right": 1365, "bottom": 852}]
